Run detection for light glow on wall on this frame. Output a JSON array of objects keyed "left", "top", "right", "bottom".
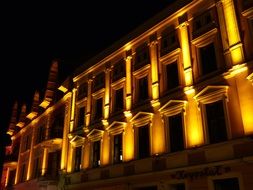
[
  {"left": 123, "top": 122, "right": 134, "bottom": 161},
  {"left": 184, "top": 68, "right": 193, "bottom": 87},
  {"left": 151, "top": 113, "right": 165, "bottom": 154},
  {"left": 102, "top": 131, "right": 110, "bottom": 165}
]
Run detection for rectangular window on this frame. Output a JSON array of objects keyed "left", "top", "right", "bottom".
[
  {"left": 20, "top": 164, "right": 26, "bottom": 182},
  {"left": 112, "top": 59, "right": 125, "bottom": 82},
  {"left": 213, "top": 178, "right": 240, "bottom": 190},
  {"left": 33, "top": 158, "right": 40, "bottom": 178},
  {"left": 77, "top": 107, "right": 85, "bottom": 128},
  {"left": 168, "top": 113, "right": 184, "bottom": 152},
  {"left": 138, "top": 125, "right": 150, "bottom": 159},
  {"left": 47, "top": 151, "right": 61, "bottom": 178},
  {"left": 200, "top": 42, "right": 217, "bottom": 75},
  {"left": 169, "top": 183, "right": 185, "bottom": 190},
  {"left": 206, "top": 100, "right": 227, "bottom": 143},
  {"left": 50, "top": 115, "right": 64, "bottom": 138},
  {"left": 114, "top": 88, "right": 124, "bottom": 112},
  {"left": 166, "top": 61, "right": 179, "bottom": 91},
  {"left": 77, "top": 83, "right": 87, "bottom": 100},
  {"left": 93, "top": 72, "right": 105, "bottom": 92},
  {"left": 7, "top": 169, "right": 16, "bottom": 187},
  {"left": 160, "top": 28, "right": 179, "bottom": 56},
  {"left": 94, "top": 98, "right": 103, "bottom": 120},
  {"left": 134, "top": 44, "right": 150, "bottom": 71},
  {"left": 74, "top": 146, "right": 82, "bottom": 171},
  {"left": 113, "top": 134, "right": 123, "bottom": 163},
  {"left": 138, "top": 76, "right": 149, "bottom": 101},
  {"left": 93, "top": 140, "right": 100, "bottom": 168},
  {"left": 36, "top": 126, "right": 45, "bottom": 144}
]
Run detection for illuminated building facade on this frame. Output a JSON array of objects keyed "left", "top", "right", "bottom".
[{"left": 1, "top": 0, "right": 253, "bottom": 189}]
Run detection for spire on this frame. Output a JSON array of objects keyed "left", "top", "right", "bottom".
[
  {"left": 7, "top": 101, "right": 18, "bottom": 136},
  {"left": 16, "top": 104, "right": 27, "bottom": 128},
  {"left": 40, "top": 60, "right": 58, "bottom": 108},
  {"left": 26, "top": 91, "right": 40, "bottom": 120}
]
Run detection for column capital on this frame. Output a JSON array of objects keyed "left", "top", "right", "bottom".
[{"left": 125, "top": 49, "right": 132, "bottom": 61}]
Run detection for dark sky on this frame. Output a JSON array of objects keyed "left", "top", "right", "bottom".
[{"left": 0, "top": 1, "right": 175, "bottom": 175}]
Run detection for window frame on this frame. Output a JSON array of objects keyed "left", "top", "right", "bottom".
[
  {"left": 194, "top": 86, "right": 231, "bottom": 144},
  {"left": 159, "top": 100, "right": 187, "bottom": 153}
]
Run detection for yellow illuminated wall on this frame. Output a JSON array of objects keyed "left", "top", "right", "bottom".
[
  {"left": 151, "top": 112, "right": 165, "bottom": 154},
  {"left": 101, "top": 131, "right": 110, "bottom": 165},
  {"left": 123, "top": 122, "right": 134, "bottom": 161}
]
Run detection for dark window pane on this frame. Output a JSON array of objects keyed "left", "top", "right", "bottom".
[
  {"left": 138, "top": 125, "right": 150, "bottom": 159},
  {"left": 206, "top": 100, "right": 227, "bottom": 143},
  {"left": 78, "top": 83, "right": 87, "bottom": 100},
  {"left": 113, "top": 134, "right": 123, "bottom": 163},
  {"left": 168, "top": 113, "right": 184, "bottom": 152},
  {"left": 94, "top": 98, "right": 103, "bottom": 120},
  {"left": 50, "top": 115, "right": 64, "bottom": 138},
  {"left": 139, "top": 76, "right": 149, "bottom": 101},
  {"left": 77, "top": 107, "right": 85, "bottom": 128},
  {"left": 93, "top": 72, "right": 105, "bottom": 92},
  {"left": 47, "top": 151, "right": 61, "bottom": 178},
  {"left": 93, "top": 140, "right": 100, "bottom": 167},
  {"left": 134, "top": 44, "right": 149, "bottom": 71},
  {"left": 113, "top": 59, "right": 126, "bottom": 82},
  {"left": 7, "top": 169, "right": 16, "bottom": 186},
  {"left": 20, "top": 164, "right": 26, "bottom": 182},
  {"left": 74, "top": 146, "right": 82, "bottom": 171},
  {"left": 114, "top": 88, "right": 124, "bottom": 112},
  {"left": 200, "top": 43, "right": 217, "bottom": 75},
  {"left": 166, "top": 61, "right": 179, "bottom": 90},
  {"left": 37, "top": 125, "right": 45, "bottom": 144},
  {"left": 33, "top": 158, "right": 40, "bottom": 178},
  {"left": 214, "top": 178, "right": 240, "bottom": 190}
]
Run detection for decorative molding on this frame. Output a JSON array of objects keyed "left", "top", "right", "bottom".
[{"left": 159, "top": 100, "right": 187, "bottom": 116}]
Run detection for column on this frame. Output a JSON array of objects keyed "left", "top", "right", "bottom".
[
  {"left": 27, "top": 127, "right": 35, "bottom": 180},
  {"left": 85, "top": 78, "right": 92, "bottom": 131},
  {"left": 124, "top": 50, "right": 132, "bottom": 118},
  {"left": 221, "top": 0, "right": 244, "bottom": 65},
  {"left": 103, "top": 67, "right": 110, "bottom": 126},
  {"left": 178, "top": 15, "right": 194, "bottom": 94},
  {"left": 149, "top": 33, "right": 160, "bottom": 108}
]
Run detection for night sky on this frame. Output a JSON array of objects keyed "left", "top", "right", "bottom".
[{"left": 0, "top": 0, "right": 175, "bottom": 178}]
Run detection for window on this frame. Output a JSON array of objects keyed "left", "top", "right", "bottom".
[
  {"left": 74, "top": 146, "right": 82, "bottom": 171},
  {"left": 114, "top": 88, "right": 124, "bottom": 112},
  {"left": 199, "top": 42, "right": 217, "bottom": 75},
  {"left": 33, "top": 158, "right": 40, "bottom": 178},
  {"left": 160, "top": 28, "right": 179, "bottom": 56},
  {"left": 50, "top": 115, "right": 64, "bottom": 138},
  {"left": 166, "top": 61, "right": 179, "bottom": 91},
  {"left": 36, "top": 125, "right": 45, "bottom": 144},
  {"left": 213, "top": 178, "right": 240, "bottom": 190},
  {"left": 93, "top": 72, "right": 105, "bottom": 92},
  {"left": 138, "top": 76, "right": 149, "bottom": 101},
  {"left": 134, "top": 44, "right": 150, "bottom": 71},
  {"left": 77, "top": 107, "right": 85, "bottom": 128},
  {"left": 112, "top": 59, "right": 125, "bottom": 82},
  {"left": 113, "top": 134, "right": 123, "bottom": 163},
  {"left": 94, "top": 98, "right": 103, "bottom": 120},
  {"left": 7, "top": 169, "right": 16, "bottom": 187},
  {"left": 243, "top": 0, "right": 253, "bottom": 10},
  {"left": 93, "top": 140, "right": 100, "bottom": 167},
  {"left": 205, "top": 100, "right": 227, "bottom": 143},
  {"left": 169, "top": 183, "right": 185, "bottom": 190},
  {"left": 167, "top": 113, "right": 184, "bottom": 152},
  {"left": 138, "top": 125, "right": 150, "bottom": 159},
  {"left": 22, "top": 135, "right": 31, "bottom": 152},
  {"left": 77, "top": 83, "right": 87, "bottom": 100},
  {"left": 20, "top": 164, "right": 26, "bottom": 182},
  {"left": 192, "top": 10, "right": 216, "bottom": 39},
  {"left": 47, "top": 151, "right": 61, "bottom": 177}
]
